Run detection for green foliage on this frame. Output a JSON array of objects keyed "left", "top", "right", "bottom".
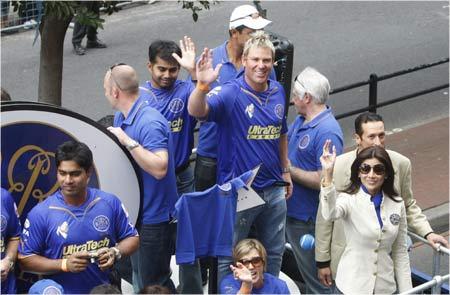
[{"left": 180, "top": 0, "right": 218, "bottom": 22}]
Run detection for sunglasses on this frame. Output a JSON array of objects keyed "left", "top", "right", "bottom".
[
  {"left": 238, "top": 256, "right": 264, "bottom": 268},
  {"left": 109, "top": 63, "right": 128, "bottom": 91},
  {"left": 359, "top": 163, "right": 386, "bottom": 175}
]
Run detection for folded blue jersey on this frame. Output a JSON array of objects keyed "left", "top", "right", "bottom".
[{"left": 173, "top": 170, "right": 254, "bottom": 264}]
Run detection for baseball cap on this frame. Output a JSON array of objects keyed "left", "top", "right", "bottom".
[
  {"left": 229, "top": 5, "right": 272, "bottom": 30},
  {"left": 29, "top": 279, "right": 64, "bottom": 294}
]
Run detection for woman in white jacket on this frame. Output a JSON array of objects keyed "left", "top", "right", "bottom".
[{"left": 319, "top": 141, "right": 412, "bottom": 294}]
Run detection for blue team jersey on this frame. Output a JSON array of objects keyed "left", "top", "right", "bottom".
[
  {"left": 206, "top": 75, "right": 287, "bottom": 190},
  {"left": 18, "top": 188, "right": 138, "bottom": 294},
  {"left": 1, "top": 188, "right": 21, "bottom": 295},
  {"left": 139, "top": 80, "right": 197, "bottom": 169},
  {"left": 197, "top": 41, "right": 277, "bottom": 158},
  {"left": 173, "top": 170, "right": 254, "bottom": 264},
  {"left": 114, "top": 97, "right": 178, "bottom": 224},
  {"left": 287, "top": 107, "right": 343, "bottom": 221},
  {"left": 220, "top": 273, "right": 290, "bottom": 294}
]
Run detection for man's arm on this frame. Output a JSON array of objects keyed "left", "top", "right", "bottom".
[
  {"left": 0, "top": 238, "right": 19, "bottom": 281},
  {"left": 96, "top": 236, "right": 139, "bottom": 271},
  {"left": 279, "top": 134, "right": 292, "bottom": 199},
  {"left": 107, "top": 127, "right": 168, "bottom": 180},
  {"left": 18, "top": 251, "right": 91, "bottom": 275},
  {"left": 289, "top": 166, "right": 321, "bottom": 191},
  {"left": 187, "top": 48, "right": 221, "bottom": 118}
]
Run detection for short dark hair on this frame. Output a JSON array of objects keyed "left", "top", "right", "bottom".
[
  {"left": 55, "top": 141, "right": 93, "bottom": 172},
  {"left": 139, "top": 285, "right": 171, "bottom": 294},
  {"left": 354, "top": 112, "right": 384, "bottom": 137},
  {"left": 90, "top": 283, "right": 121, "bottom": 294},
  {"left": 148, "top": 40, "right": 181, "bottom": 65},
  {"left": 228, "top": 25, "right": 247, "bottom": 37},
  {"left": 345, "top": 146, "right": 400, "bottom": 201}
]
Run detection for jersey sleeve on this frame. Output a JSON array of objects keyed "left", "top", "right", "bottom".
[
  {"left": 139, "top": 117, "right": 169, "bottom": 153},
  {"left": 18, "top": 207, "right": 47, "bottom": 257},
  {"left": 206, "top": 83, "right": 237, "bottom": 124},
  {"left": 112, "top": 197, "right": 139, "bottom": 241}
]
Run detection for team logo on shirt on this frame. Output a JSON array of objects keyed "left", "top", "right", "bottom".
[
  {"left": 298, "top": 134, "right": 310, "bottom": 149},
  {"left": 56, "top": 221, "right": 69, "bottom": 239},
  {"left": 218, "top": 182, "right": 232, "bottom": 192},
  {"left": 389, "top": 213, "right": 401, "bottom": 226},
  {"left": 0, "top": 215, "right": 6, "bottom": 232},
  {"left": 169, "top": 117, "right": 184, "bottom": 132},
  {"left": 42, "top": 286, "right": 62, "bottom": 295},
  {"left": 274, "top": 104, "right": 284, "bottom": 119},
  {"left": 22, "top": 218, "right": 30, "bottom": 237},
  {"left": 247, "top": 125, "right": 282, "bottom": 140},
  {"left": 169, "top": 98, "right": 184, "bottom": 114},
  {"left": 93, "top": 215, "right": 110, "bottom": 232},
  {"left": 245, "top": 103, "right": 255, "bottom": 118}
]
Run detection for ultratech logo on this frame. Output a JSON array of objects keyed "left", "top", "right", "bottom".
[
  {"left": 62, "top": 237, "right": 110, "bottom": 257},
  {"left": 169, "top": 118, "right": 183, "bottom": 133},
  {"left": 247, "top": 125, "right": 282, "bottom": 140}
]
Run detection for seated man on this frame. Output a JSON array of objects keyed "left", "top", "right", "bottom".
[
  {"left": 220, "top": 239, "right": 290, "bottom": 294},
  {"left": 18, "top": 141, "right": 139, "bottom": 294}
]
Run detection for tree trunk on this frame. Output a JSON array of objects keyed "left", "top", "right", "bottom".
[{"left": 38, "top": 14, "right": 71, "bottom": 106}]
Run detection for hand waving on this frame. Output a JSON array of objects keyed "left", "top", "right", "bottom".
[
  {"left": 196, "top": 48, "right": 222, "bottom": 85},
  {"left": 172, "top": 36, "right": 196, "bottom": 74},
  {"left": 320, "top": 139, "right": 336, "bottom": 173}
]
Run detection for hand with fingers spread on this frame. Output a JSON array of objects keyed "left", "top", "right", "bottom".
[
  {"left": 66, "top": 251, "right": 90, "bottom": 273},
  {"left": 196, "top": 48, "right": 222, "bottom": 86},
  {"left": 320, "top": 139, "right": 337, "bottom": 186},
  {"left": 230, "top": 262, "right": 253, "bottom": 284},
  {"left": 172, "top": 35, "right": 196, "bottom": 76}
]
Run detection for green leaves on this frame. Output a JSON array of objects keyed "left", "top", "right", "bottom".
[{"left": 179, "top": 0, "right": 218, "bottom": 22}]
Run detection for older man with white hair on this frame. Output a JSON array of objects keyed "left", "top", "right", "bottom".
[{"left": 286, "top": 67, "right": 343, "bottom": 294}]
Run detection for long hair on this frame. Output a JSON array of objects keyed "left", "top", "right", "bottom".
[{"left": 344, "top": 146, "right": 400, "bottom": 202}]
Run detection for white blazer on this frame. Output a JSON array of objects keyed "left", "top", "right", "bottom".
[{"left": 320, "top": 185, "right": 412, "bottom": 294}]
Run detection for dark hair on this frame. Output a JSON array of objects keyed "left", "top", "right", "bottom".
[
  {"left": 139, "top": 285, "right": 171, "bottom": 294},
  {"left": 354, "top": 112, "right": 384, "bottom": 137},
  {"left": 1, "top": 87, "right": 11, "bottom": 101},
  {"left": 228, "top": 25, "right": 247, "bottom": 37},
  {"left": 90, "top": 284, "right": 121, "bottom": 294},
  {"left": 148, "top": 40, "right": 181, "bottom": 65},
  {"left": 345, "top": 146, "right": 400, "bottom": 201},
  {"left": 55, "top": 141, "right": 93, "bottom": 172}
]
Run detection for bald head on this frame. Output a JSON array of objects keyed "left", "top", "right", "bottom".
[{"left": 105, "top": 64, "right": 139, "bottom": 95}]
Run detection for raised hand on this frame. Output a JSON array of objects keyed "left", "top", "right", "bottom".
[
  {"left": 172, "top": 36, "right": 196, "bottom": 74},
  {"left": 230, "top": 262, "right": 252, "bottom": 284},
  {"left": 196, "top": 48, "right": 222, "bottom": 85},
  {"left": 320, "top": 139, "right": 336, "bottom": 175}
]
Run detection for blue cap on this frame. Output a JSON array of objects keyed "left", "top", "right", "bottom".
[{"left": 29, "top": 279, "right": 64, "bottom": 294}]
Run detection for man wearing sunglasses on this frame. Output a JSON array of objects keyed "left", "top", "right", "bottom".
[
  {"left": 104, "top": 64, "right": 179, "bottom": 293},
  {"left": 315, "top": 112, "right": 449, "bottom": 289},
  {"left": 286, "top": 67, "right": 343, "bottom": 294}
]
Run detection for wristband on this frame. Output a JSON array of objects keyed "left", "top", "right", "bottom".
[
  {"left": 61, "top": 258, "right": 68, "bottom": 272},
  {"left": 282, "top": 166, "right": 290, "bottom": 173},
  {"left": 196, "top": 82, "right": 210, "bottom": 92}
]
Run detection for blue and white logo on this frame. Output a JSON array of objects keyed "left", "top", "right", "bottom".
[
  {"left": 1, "top": 215, "right": 6, "bottom": 232},
  {"left": 298, "top": 134, "right": 310, "bottom": 149},
  {"left": 169, "top": 98, "right": 184, "bottom": 114},
  {"left": 274, "top": 104, "right": 284, "bottom": 119},
  {"left": 389, "top": 213, "right": 400, "bottom": 226},
  {"left": 93, "top": 215, "right": 110, "bottom": 232},
  {"left": 218, "top": 182, "right": 232, "bottom": 192}
]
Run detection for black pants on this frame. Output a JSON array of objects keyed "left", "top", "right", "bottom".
[{"left": 72, "top": 1, "right": 100, "bottom": 45}]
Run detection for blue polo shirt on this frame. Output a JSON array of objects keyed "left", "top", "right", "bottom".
[
  {"left": 206, "top": 75, "right": 287, "bottom": 190},
  {"left": 196, "top": 41, "right": 277, "bottom": 158},
  {"left": 220, "top": 273, "right": 290, "bottom": 294},
  {"left": 1, "top": 188, "right": 21, "bottom": 295},
  {"left": 18, "top": 188, "right": 138, "bottom": 294},
  {"left": 287, "top": 107, "right": 343, "bottom": 221},
  {"left": 114, "top": 98, "right": 178, "bottom": 224},
  {"left": 139, "top": 80, "right": 197, "bottom": 169}
]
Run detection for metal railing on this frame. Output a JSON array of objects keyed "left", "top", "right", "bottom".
[{"left": 400, "top": 231, "right": 450, "bottom": 294}]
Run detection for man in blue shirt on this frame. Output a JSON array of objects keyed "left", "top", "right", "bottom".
[
  {"left": 139, "top": 38, "right": 203, "bottom": 294},
  {"left": 195, "top": 4, "right": 273, "bottom": 193},
  {"left": 286, "top": 67, "right": 343, "bottom": 294},
  {"left": 1, "top": 188, "right": 21, "bottom": 294},
  {"left": 188, "top": 31, "right": 292, "bottom": 284},
  {"left": 17, "top": 141, "right": 139, "bottom": 294},
  {"left": 105, "top": 64, "right": 179, "bottom": 293}
]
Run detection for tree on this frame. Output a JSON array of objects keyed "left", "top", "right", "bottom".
[{"left": 11, "top": 1, "right": 216, "bottom": 106}]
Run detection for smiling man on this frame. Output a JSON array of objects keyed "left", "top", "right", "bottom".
[
  {"left": 188, "top": 31, "right": 292, "bottom": 284},
  {"left": 17, "top": 141, "right": 139, "bottom": 294}
]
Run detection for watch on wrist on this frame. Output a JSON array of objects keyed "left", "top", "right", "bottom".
[
  {"left": 282, "top": 166, "right": 291, "bottom": 173},
  {"left": 125, "top": 139, "right": 139, "bottom": 151},
  {"left": 111, "top": 247, "right": 121, "bottom": 260}
]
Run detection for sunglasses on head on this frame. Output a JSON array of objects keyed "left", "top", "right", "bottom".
[
  {"left": 108, "top": 63, "right": 130, "bottom": 91},
  {"left": 359, "top": 163, "right": 386, "bottom": 175},
  {"left": 238, "top": 256, "right": 263, "bottom": 267}
]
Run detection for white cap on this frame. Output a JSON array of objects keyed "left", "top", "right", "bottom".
[{"left": 229, "top": 5, "right": 272, "bottom": 30}]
